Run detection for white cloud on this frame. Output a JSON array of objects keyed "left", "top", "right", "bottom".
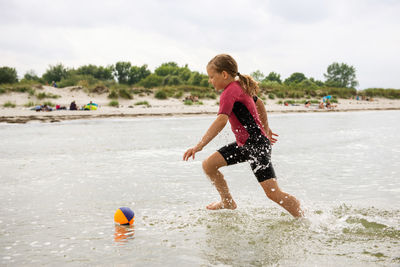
[{"left": 0, "top": 0, "right": 399, "bottom": 88}]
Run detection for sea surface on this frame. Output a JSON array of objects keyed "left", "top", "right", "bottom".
[{"left": 0, "top": 111, "right": 399, "bottom": 266}]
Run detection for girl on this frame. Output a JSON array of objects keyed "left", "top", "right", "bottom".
[{"left": 183, "top": 54, "right": 303, "bottom": 218}]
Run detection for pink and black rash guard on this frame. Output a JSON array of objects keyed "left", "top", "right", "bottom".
[{"left": 218, "top": 81, "right": 267, "bottom": 146}]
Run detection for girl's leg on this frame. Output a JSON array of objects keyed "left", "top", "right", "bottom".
[
  {"left": 260, "top": 178, "right": 303, "bottom": 217},
  {"left": 202, "top": 151, "right": 237, "bottom": 210}
]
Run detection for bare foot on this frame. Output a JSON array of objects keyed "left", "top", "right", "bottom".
[{"left": 206, "top": 200, "right": 237, "bottom": 210}]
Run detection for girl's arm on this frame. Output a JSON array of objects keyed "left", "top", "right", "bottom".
[
  {"left": 255, "top": 98, "right": 278, "bottom": 144},
  {"left": 183, "top": 114, "right": 229, "bottom": 161}
]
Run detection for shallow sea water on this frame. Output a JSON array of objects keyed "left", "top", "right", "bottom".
[{"left": 0, "top": 111, "right": 399, "bottom": 266}]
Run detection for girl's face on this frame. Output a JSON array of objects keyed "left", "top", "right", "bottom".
[{"left": 207, "top": 66, "right": 231, "bottom": 91}]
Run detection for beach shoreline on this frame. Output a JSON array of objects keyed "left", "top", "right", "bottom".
[
  {"left": 2, "top": 105, "right": 399, "bottom": 124},
  {"left": 1, "top": 86, "right": 400, "bottom": 123}
]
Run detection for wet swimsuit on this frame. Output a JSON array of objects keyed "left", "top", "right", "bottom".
[{"left": 217, "top": 81, "right": 276, "bottom": 182}]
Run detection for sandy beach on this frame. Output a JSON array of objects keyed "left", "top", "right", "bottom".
[{"left": 1, "top": 85, "right": 399, "bottom": 123}]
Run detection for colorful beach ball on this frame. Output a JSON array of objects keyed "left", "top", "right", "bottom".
[{"left": 114, "top": 207, "right": 135, "bottom": 225}]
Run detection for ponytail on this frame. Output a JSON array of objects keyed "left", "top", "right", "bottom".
[{"left": 237, "top": 72, "right": 259, "bottom": 96}]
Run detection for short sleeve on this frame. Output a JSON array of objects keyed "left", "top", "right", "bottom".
[{"left": 218, "top": 90, "right": 235, "bottom": 116}]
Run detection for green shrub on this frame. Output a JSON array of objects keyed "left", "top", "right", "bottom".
[
  {"left": 3, "top": 101, "right": 16, "bottom": 108},
  {"left": 295, "top": 79, "right": 319, "bottom": 90},
  {"left": 274, "top": 91, "right": 286, "bottom": 98},
  {"left": 362, "top": 88, "right": 400, "bottom": 99},
  {"left": 28, "top": 88, "right": 36, "bottom": 96},
  {"left": 132, "top": 88, "right": 153, "bottom": 95},
  {"left": 163, "top": 75, "right": 182, "bottom": 86},
  {"left": 286, "top": 90, "right": 304, "bottom": 98},
  {"left": 108, "top": 90, "right": 118, "bottom": 99},
  {"left": 134, "top": 101, "right": 151, "bottom": 107},
  {"left": 118, "top": 87, "right": 133, "bottom": 99},
  {"left": 24, "top": 101, "right": 35, "bottom": 107},
  {"left": 109, "top": 100, "right": 119, "bottom": 107},
  {"left": 139, "top": 74, "right": 163, "bottom": 88},
  {"left": 42, "top": 101, "right": 55, "bottom": 107},
  {"left": 174, "top": 91, "right": 184, "bottom": 98},
  {"left": 58, "top": 74, "right": 100, "bottom": 88},
  {"left": 259, "top": 80, "right": 283, "bottom": 92},
  {"left": 188, "top": 91, "right": 217, "bottom": 99},
  {"left": 205, "top": 93, "right": 217, "bottom": 99},
  {"left": 155, "top": 90, "right": 168, "bottom": 99},
  {"left": 277, "top": 99, "right": 321, "bottom": 105},
  {"left": 157, "top": 87, "right": 177, "bottom": 97},
  {"left": 175, "top": 84, "right": 211, "bottom": 93},
  {"left": 10, "top": 85, "right": 30, "bottom": 93},
  {"left": 184, "top": 100, "right": 193, "bottom": 105},
  {"left": 36, "top": 92, "right": 60, "bottom": 99},
  {"left": 88, "top": 83, "right": 109, "bottom": 94},
  {"left": 200, "top": 78, "right": 209, "bottom": 87},
  {"left": 0, "top": 83, "right": 35, "bottom": 93},
  {"left": 326, "top": 87, "right": 356, "bottom": 98}
]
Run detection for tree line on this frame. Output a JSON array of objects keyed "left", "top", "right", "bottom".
[
  {"left": 0, "top": 61, "right": 358, "bottom": 88},
  {"left": 1, "top": 61, "right": 399, "bottom": 99},
  {"left": 0, "top": 62, "right": 210, "bottom": 89}
]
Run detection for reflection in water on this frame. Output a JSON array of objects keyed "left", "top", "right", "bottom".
[{"left": 114, "top": 225, "right": 135, "bottom": 243}]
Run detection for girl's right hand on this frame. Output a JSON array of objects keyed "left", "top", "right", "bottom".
[{"left": 183, "top": 145, "right": 202, "bottom": 161}]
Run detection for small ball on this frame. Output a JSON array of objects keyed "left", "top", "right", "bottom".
[{"left": 114, "top": 207, "right": 135, "bottom": 225}]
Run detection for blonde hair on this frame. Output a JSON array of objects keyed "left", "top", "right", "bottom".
[{"left": 207, "top": 54, "right": 259, "bottom": 96}]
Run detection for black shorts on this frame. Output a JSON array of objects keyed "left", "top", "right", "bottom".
[{"left": 217, "top": 135, "right": 276, "bottom": 183}]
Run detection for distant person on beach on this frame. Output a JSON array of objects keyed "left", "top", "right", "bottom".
[
  {"left": 183, "top": 54, "right": 303, "bottom": 218},
  {"left": 319, "top": 102, "right": 325, "bottom": 109},
  {"left": 56, "top": 105, "right": 66, "bottom": 110},
  {"left": 38, "top": 104, "right": 52, "bottom": 112},
  {"left": 70, "top": 101, "right": 78, "bottom": 110},
  {"left": 305, "top": 101, "right": 311, "bottom": 108},
  {"left": 52, "top": 81, "right": 57, "bottom": 88},
  {"left": 326, "top": 100, "right": 337, "bottom": 109},
  {"left": 184, "top": 95, "right": 199, "bottom": 102}
]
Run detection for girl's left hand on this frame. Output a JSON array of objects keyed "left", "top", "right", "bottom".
[
  {"left": 183, "top": 145, "right": 202, "bottom": 161},
  {"left": 267, "top": 129, "right": 279, "bottom": 144}
]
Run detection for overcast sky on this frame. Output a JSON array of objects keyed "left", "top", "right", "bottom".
[{"left": 1, "top": 0, "right": 399, "bottom": 89}]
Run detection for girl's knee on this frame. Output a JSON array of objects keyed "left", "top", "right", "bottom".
[
  {"left": 202, "top": 159, "right": 214, "bottom": 175},
  {"left": 202, "top": 158, "right": 222, "bottom": 176}
]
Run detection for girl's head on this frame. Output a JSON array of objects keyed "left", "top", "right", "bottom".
[{"left": 207, "top": 54, "right": 259, "bottom": 96}]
